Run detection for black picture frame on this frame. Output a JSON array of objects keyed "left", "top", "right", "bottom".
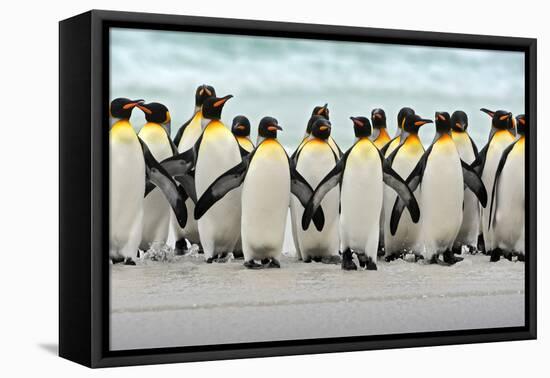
[{"left": 59, "top": 9, "right": 537, "bottom": 368}]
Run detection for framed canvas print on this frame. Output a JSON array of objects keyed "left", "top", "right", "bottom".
[{"left": 59, "top": 10, "right": 537, "bottom": 368}]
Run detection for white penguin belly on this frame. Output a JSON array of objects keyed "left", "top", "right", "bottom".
[
  {"left": 241, "top": 141, "right": 290, "bottom": 261},
  {"left": 294, "top": 140, "right": 340, "bottom": 259},
  {"left": 340, "top": 141, "right": 383, "bottom": 261},
  {"left": 195, "top": 121, "right": 242, "bottom": 258},
  {"left": 452, "top": 132, "right": 480, "bottom": 248},
  {"left": 110, "top": 124, "right": 145, "bottom": 260},
  {"left": 384, "top": 139, "right": 423, "bottom": 255},
  {"left": 481, "top": 131, "right": 515, "bottom": 251},
  {"left": 493, "top": 140, "right": 524, "bottom": 253},
  {"left": 420, "top": 139, "right": 464, "bottom": 256},
  {"left": 138, "top": 124, "right": 173, "bottom": 250},
  {"left": 172, "top": 113, "right": 203, "bottom": 246}
]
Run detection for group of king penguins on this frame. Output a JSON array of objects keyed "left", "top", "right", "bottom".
[{"left": 109, "top": 84, "right": 526, "bottom": 271}]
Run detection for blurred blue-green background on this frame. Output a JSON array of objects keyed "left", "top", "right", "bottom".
[{"left": 110, "top": 27, "right": 525, "bottom": 150}]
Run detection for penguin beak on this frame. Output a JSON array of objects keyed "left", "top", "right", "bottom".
[
  {"left": 414, "top": 119, "right": 433, "bottom": 127},
  {"left": 136, "top": 103, "right": 153, "bottom": 115},
  {"left": 319, "top": 125, "right": 331, "bottom": 131},
  {"left": 213, "top": 95, "right": 233, "bottom": 108},
  {"left": 374, "top": 113, "right": 382, "bottom": 120},
  {"left": 122, "top": 99, "right": 144, "bottom": 110},
  {"left": 235, "top": 125, "right": 246, "bottom": 131},
  {"left": 480, "top": 108, "right": 495, "bottom": 117},
  {"left": 268, "top": 125, "right": 283, "bottom": 131},
  {"left": 455, "top": 122, "right": 466, "bottom": 131}
]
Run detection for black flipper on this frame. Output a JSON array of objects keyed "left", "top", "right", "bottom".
[
  {"left": 175, "top": 170, "right": 198, "bottom": 204},
  {"left": 471, "top": 144, "right": 489, "bottom": 176},
  {"left": 169, "top": 137, "right": 179, "bottom": 156},
  {"left": 389, "top": 144, "right": 434, "bottom": 235},
  {"left": 380, "top": 136, "right": 398, "bottom": 156},
  {"left": 239, "top": 143, "right": 251, "bottom": 158},
  {"left": 461, "top": 159, "right": 488, "bottom": 208},
  {"left": 173, "top": 114, "right": 194, "bottom": 147},
  {"left": 379, "top": 150, "right": 420, "bottom": 224},
  {"left": 161, "top": 133, "right": 203, "bottom": 177},
  {"left": 144, "top": 180, "right": 156, "bottom": 197},
  {"left": 138, "top": 137, "right": 188, "bottom": 228},
  {"left": 488, "top": 141, "right": 517, "bottom": 229},
  {"left": 194, "top": 151, "right": 255, "bottom": 220},
  {"left": 290, "top": 162, "right": 326, "bottom": 232},
  {"left": 300, "top": 149, "right": 349, "bottom": 231},
  {"left": 468, "top": 134, "right": 479, "bottom": 159}
]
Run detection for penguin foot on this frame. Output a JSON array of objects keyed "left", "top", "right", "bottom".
[
  {"left": 123, "top": 257, "right": 136, "bottom": 266},
  {"left": 206, "top": 257, "right": 214, "bottom": 264},
  {"left": 174, "top": 239, "right": 188, "bottom": 256},
  {"left": 517, "top": 254, "right": 525, "bottom": 262},
  {"left": 504, "top": 251, "right": 513, "bottom": 262},
  {"left": 244, "top": 260, "right": 263, "bottom": 269},
  {"left": 357, "top": 254, "right": 367, "bottom": 268},
  {"left": 233, "top": 250, "right": 244, "bottom": 259},
  {"left": 303, "top": 257, "right": 312, "bottom": 263},
  {"left": 341, "top": 249, "right": 357, "bottom": 271},
  {"left": 427, "top": 255, "right": 449, "bottom": 265},
  {"left": 415, "top": 254, "right": 424, "bottom": 263},
  {"left": 268, "top": 258, "right": 281, "bottom": 269},
  {"left": 489, "top": 249, "right": 502, "bottom": 262},
  {"left": 443, "top": 250, "right": 463, "bottom": 265},
  {"left": 384, "top": 252, "right": 402, "bottom": 262},
  {"left": 214, "top": 252, "right": 229, "bottom": 263},
  {"left": 196, "top": 243, "right": 204, "bottom": 254},
  {"left": 322, "top": 255, "right": 342, "bottom": 264},
  {"left": 261, "top": 258, "right": 271, "bottom": 265},
  {"left": 312, "top": 256, "right": 323, "bottom": 263},
  {"left": 111, "top": 256, "right": 125, "bottom": 264},
  {"left": 452, "top": 245, "right": 463, "bottom": 255},
  {"left": 366, "top": 257, "right": 377, "bottom": 271},
  {"left": 477, "top": 234, "right": 486, "bottom": 254}
]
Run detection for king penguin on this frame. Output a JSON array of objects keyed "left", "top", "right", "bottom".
[
  {"left": 194, "top": 117, "right": 324, "bottom": 269},
  {"left": 110, "top": 98, "right": 187, "bottom": 265},
  {"left": 231, "top": 115, "right": 255, "bottom": 153},
  {"left": 382, "top": 113, "right": 427, "bottom": 261},
  {"left": 231, "top": 115, "right": 255, "bottom": 259},
  {"left": 289, "top": 114, "right": 325, "bottom": 260},
  {"left": 472, "top": 109, "right": 516, "bottom": 260},
  {"left": 487, "top": 114, "right": 526, "bottom": 261},
  {"left": 193, "top": 94, "right": 242, "bottom": 262},
  {"left": 171, "top": 84, "right": 216, "bottom": 255},
  {"left": 136, "top": 102, "right": 176, "bottom": 251},
  {"left": 450, "top": 110, "right": 481, "bottom": 254},
  {"left": 302, "top": 116, "right": 419, "bottom": 271},
  {"left": 390, "top": 112, "right": 487, "bottom": 265},
  {"left": 291, "top": 118, "right": 341, "bottom": 263},
  {"left": 381, "top": 107, "right": 415, "bottom": 157},
  {"left": 370, "top": 108, "right": 392, "bottom": 149}
]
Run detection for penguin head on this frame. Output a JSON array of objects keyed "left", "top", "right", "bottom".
[
  {"left": 480, "top": 108, "right": 514, "bottom": 130},
  {"left": 231, "top": 115, "right": 251, "bottom": 137},
  {"left": 451, "top": 110, "right": 468, "bottom": 132},
  {"left": 435, "top": 112, "right": 452, "bottom": 134},
  {"left": 137, "top": 102, "right": 171, "bottom": 125},
  {"left": 195, "top": 84, "right": 216, "bottom": 109},
  {"left": 312, "top": 103, "right": 330, "bottom": 119},
  {"left": 311, "top": 118, "right": 332, "bottom": 140},
  {"left": 397, "top": 107, "right": 415, "bottom": 130},
  {"left": 403, "top": 114, "right": 432, "bottom": 134},
  {"left": 371, "top": 108, "right": 387, "bottom": 129},
  {"left": 258, "top": 117, "right": 283, "bottom": 139},
  {"left": 110, "top": 98, "right": 144, "bottom": 120},
  {"left": 306, "top": 115, "right": 324, "bottom": 135},
  {"left": 516, "top": 114, "right": 526, "bottom": 135},
  {"left": 350, "top": 116, "right": 372, "bottom": 138},
  {"left": 202, "top": 95, "right": 233, "bottom": 120}
]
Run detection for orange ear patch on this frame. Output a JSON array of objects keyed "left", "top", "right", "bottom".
[
  {"left": 205, "top": 87, "right": 212, "bottom": 96},
  {"left": 499, "top": 114, "right": 510, "bottom": 121},
  {"left": 354, "top": 119, "right": 364, "bottom": 127},
  {"left": 519, "top": 118, "right": 526, "bottom": 125},
  {"left": 122, "top": 102, "right": 138, "bottom": 110},
  {"left": 267, "top": 125, "right": 278, "bottom": 131},
  {"left": 437, "top": 114, "right": 446, "bottom": 121}
]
